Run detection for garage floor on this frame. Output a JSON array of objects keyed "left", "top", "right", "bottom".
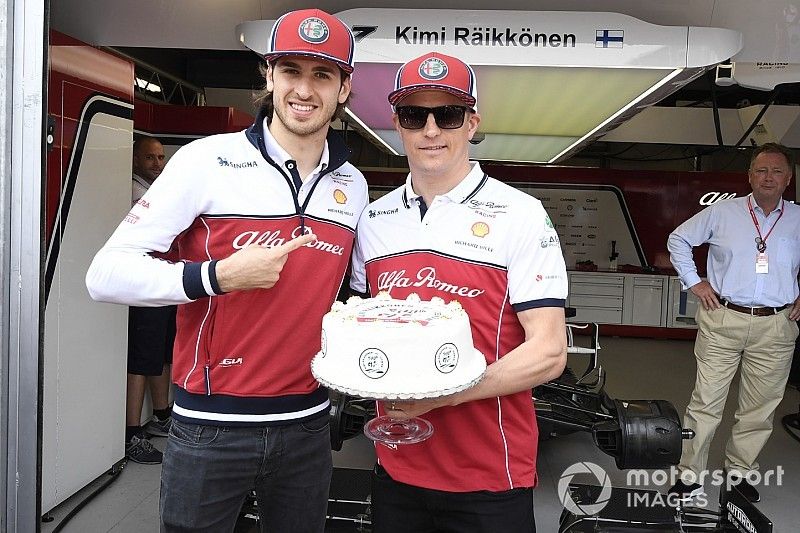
[{"left": 40, "top": 336, "right": 800, "bottom": 532}]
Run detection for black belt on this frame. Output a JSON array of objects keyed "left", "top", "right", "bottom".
[{"left": 720, "top": 299, "right": 788, "bottom": 316}]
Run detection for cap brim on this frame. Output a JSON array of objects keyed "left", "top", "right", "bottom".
[
  {"left": 264, "top": 51, "right": 354, "bottom": 74},
  {"left": 388, "top": 85, "right": 476, "bottom": 108}
]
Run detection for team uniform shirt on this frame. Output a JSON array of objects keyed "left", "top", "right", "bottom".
[
  {"left": 668, "top": 194, "right": 800, "bottom": 307},
  {"left": 351, "top": 162, "right": 568, "bottom": 493},
  {"left": 87, "top": 110, "right": 369, "bottom": 426}
]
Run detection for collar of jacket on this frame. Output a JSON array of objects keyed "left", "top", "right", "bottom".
[{"left": 245, "top": 108, "right": 353, "bottom": 173}]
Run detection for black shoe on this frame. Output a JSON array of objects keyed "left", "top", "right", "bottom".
[
  {"left": 668, "top": 480, "right": 704, "bottom": 502},
  {"left": 125, "top": 434, "right": 163, "bottom": 465},
  {"left": 145, "top": 414, "right": 172, "bottom": 437},
  {"left": 729, "top": 477, "right": 760, "bottom": 503}
]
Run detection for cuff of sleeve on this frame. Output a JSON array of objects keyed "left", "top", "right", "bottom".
[
  {"left": 182, "top": 261, "right": 225, "bottom": 299},
  {"left": 682, "top": 273, "right": 702, "bottom": 290},
  {"left": 512, "top": 298, "right": 566, "bottom": 312}
]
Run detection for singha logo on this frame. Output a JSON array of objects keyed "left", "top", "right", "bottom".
[{"left": 217, "top": 157, "right": 258, "bottom": 169}]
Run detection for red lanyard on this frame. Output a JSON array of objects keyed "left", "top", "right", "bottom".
[{"left": 747, "top": 196, "right": 783, "bottom": 251}]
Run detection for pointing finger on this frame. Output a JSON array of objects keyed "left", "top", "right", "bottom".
[{"left": 274, "top": 233, "right": 316, "bottom": 255}]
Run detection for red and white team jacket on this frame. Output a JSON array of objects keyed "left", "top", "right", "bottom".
[
  {"left": 87, "top": 111, "right": 368, "bottom": 426},
  {"left": 351, "top": 163, "right": 568, "bottom": 493}
]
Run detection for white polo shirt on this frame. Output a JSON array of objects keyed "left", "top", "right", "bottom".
[{"left": 351, "top": 162, "right": 567, "bottom": 493}]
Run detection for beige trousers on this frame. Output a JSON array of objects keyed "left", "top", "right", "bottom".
[{"left": 679, "top": 305, "right": 797, "bottom": 480}]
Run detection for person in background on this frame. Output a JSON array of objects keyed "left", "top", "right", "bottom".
[
  {"left": 86, "top": 9, "right": 368, "bottom": 532},
  {"left": 351, "top": 51, "right": 568, "bottom": 532},
  {"left": 123, "top": 136, "right": 175, "bottom": 466},
  {"left": 667, "top": 142, "right": 800, "bottom": 503}
]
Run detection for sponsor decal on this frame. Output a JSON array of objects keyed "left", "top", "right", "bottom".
[
  {"left": 360, "top": 348, "right": 389, "bottom": 379},
  {"left": 472, "top": 209, "right": 496, "bottom": 219},
  {"left": 219, "top": 357, "right": 243, "bottom": 367},
  {"left": 330, "top": 171, "right": 353, "bottom": 185},
  {"left": 217, "top": 156, "right": 258, "bottom": 169},
  {"left": 540, "top": 235, "right": 561, "bottom": 248},
  {"left": 368, "top": 207, "right": 400, "bottom": 218},
  {"left": 435, "top": 343, "right": 459, "bottom": 373},
  {"left": 232, "top": 227, "right": 345, "bottom": 256},
  {"left": 726, "top": 502, "right": 756, "bottom": 533},
  {"left": 124, "top": 212, "right": 140, "bottom": 224},
  {"left": 699, "top": 191, "right": 737, "bottom": 206},
  {"left": 299, "top": 17, "right": 329, "bottom": 44},
  {"left": 545, "top": 214, "right": 554, "bottom": 228},
  {"left": 454, "top": 240, "right": 494, "bottom": 253},
  {"left": 333, "top": 189, "right": 348, "bottom": 204},
  {"left": 471, "top": 221, "right": 490, "bottom": 237},
  {"left": 419, "top": 56, "right": 448, "bottom": 80},
  {"left": 328, "top": 208, "right": 355, "bottom": 217},
  {"left": 136, "top": 198, "right": 150, "bottom": 209},
  {"left": 377, "top": 267, "right": 485, "bottom": 298},
  {"left": 468, "top": 199, "right": 508, "bottom": 211},
  {"left": 536, "top": 274, "right": 563, "bottom": 282}
]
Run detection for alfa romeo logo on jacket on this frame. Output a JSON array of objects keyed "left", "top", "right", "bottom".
[{"left": 299, "top": 17, "right": 329, "bottom": 43}]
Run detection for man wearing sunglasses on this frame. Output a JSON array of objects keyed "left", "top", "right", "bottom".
[{"left": 350, "top": 51, "right": 568, "bottom": 532}]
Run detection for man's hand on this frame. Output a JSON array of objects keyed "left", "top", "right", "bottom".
[
  {"left": 384, "top": 397, "right": 452, "bottom": 420},
  {"left": 690, "top": 280, "right": 721, "bottom": 311},
  {"left": 215, "top": 233, "right": 316, "bottom": 293},
  {"left": 789, "top": 296, "right": 800, "bottom": 321}
]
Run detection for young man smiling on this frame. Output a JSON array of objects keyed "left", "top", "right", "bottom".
[
  {"left": 87, "top": 9, "right": 368, "bottom": 532},
  {"left": 351, "top": 52, "right": 568, "bottom": 532}
]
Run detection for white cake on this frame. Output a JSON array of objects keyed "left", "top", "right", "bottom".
[{"left": 311, "top": 293, "right": 486, "bottom": 400}]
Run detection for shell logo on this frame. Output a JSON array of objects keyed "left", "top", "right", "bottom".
[
  {"left": 471, "top": 222, "right": 490, "bottom": 237},
  {"left": 333, "top": 189, "right": 347, "bottom": 204}
]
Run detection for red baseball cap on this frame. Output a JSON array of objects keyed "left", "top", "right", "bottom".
[
  {"left": 388, "top": 52, "right": 478, "bottom": 110},
  {"left": 264, "top": 9, "right": 355, "bottom": 74}
]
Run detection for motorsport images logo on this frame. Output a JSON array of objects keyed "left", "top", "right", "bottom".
[{"left": 558, "top": 462, "right": 612, "bottom": 515}]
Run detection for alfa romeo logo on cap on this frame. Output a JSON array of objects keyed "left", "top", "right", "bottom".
[
  {"left": 418, "top": 57, "right": 448, "bottom": 80},
  {"left": 299, "top": 17, "right": 329, "bottom": 44}
]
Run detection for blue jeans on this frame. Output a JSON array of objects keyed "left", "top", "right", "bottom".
[{"left": 160, "top": 416, "right": 332, "bottom": 532}]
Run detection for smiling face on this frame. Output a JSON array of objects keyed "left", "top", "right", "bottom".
[
  {"left": 266, "top": 56, "right": 351, "bottom": 140},
  {"left": 748, "top": 150, "right": 793, "bottom": 211},
  {"left": 393, "top": 90, "right": 481, "bottom": 186}
]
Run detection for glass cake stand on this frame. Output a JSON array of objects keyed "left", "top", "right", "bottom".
[{"left": 363, "top": 404, "right": 434, "bottom": 445}]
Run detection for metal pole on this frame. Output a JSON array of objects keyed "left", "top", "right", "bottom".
[{"left": 1, "top": 0, "right": 46, "bottom": 530}]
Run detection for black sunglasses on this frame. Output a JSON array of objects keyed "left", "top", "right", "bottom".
[{"left": 396, "top": 105, "right": 469, "bottom": 130}]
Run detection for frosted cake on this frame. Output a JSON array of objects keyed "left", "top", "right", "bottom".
[{"left": 311, "top": 293, "right": 486, "bottom": 399}]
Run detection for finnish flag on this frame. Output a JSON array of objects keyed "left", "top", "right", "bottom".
[{"left": 596, "top": 30, "right": 624, "bottom": 48}]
